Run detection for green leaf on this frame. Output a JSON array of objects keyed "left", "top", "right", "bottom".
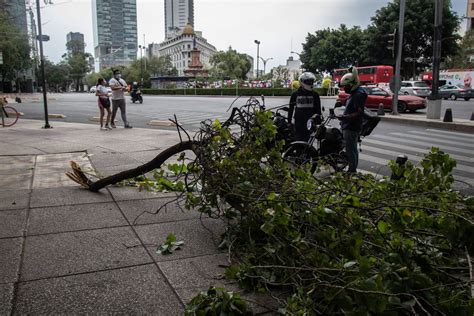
[
  {"left": 377, "top": 221, "right": 389, "bottom": 234},
  {"left": 260, "top": 222, "right": 274, "bottom": 235},
  {"left": 343, "top": 261, "right": 357, "bottom": 269}
]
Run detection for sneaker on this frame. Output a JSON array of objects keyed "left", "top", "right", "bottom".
[
  {"left": 124, "top": 124, "right": 133, "bottom": 129},
  {"left": 100, "top": 126, "right": 107, "bottom": 131},
  {"left": 105, "top": 124, "right": 112, "bottom": 130},
  {"left": 111, "top": 123, "right": 116, "bottom": 128}
]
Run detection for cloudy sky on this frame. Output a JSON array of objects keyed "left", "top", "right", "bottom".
[{"left": 37, "top": 0, "right": 466, "bottom": 70}]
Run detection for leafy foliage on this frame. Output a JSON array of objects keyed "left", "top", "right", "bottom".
[
  {"left": 210, "top": 47, "right": 252, "bottom": 80},
  {"left": 167, "top": 103, "right": 472, "bottom": 314},
  {"left": 185, "top": 287, "right": 250, "bottom": 316},
  {"left": 156, "top": 233, "right": 184, "bottom": 255}
]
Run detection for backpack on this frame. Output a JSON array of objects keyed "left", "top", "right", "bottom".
[{"left": 360, "top": 108, "right": 380, "bottom": 137}]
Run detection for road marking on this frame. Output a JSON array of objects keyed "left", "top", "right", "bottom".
[
  {"left": 363, "top": 138, "right": 474, "bottom": 163},
  {"left": 407, "top": 130, "right": 474, "bottom": 144},
  {"left": 389, "top": 132, "right": 472, "bottom": 148},
  {"left": 371, "top": 135, "right": 474, "bottom": 156},
  {"left": 426, "top": 128, "right": 474, "bottom": 139},
  {"left": 362, "top": 144, "right": 474, "bottom": 174}
]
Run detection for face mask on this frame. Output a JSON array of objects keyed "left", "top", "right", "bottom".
[
  {"left": 115, "top": 74, "right": 121, "bottom": 79},
  {"left": 343, "top": 85, "right": 352, "bottom": 93},
  {"left": 302, "top": 83, "right": 312, "bottom": 91}
]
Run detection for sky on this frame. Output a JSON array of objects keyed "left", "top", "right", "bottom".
[{"left": 36, "top": 0, "right": 466, "bottom": 71}]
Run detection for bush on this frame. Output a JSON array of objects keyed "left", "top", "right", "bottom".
[{"left": 142, "top": 87, "right": 331, "bottom": 97}]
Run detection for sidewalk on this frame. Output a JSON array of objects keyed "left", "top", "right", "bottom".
[
  {"left": 379, "top": 113, "right": 474, "bottom": 133},
  {"left": 0, "top": 120, "right": 273, "bottom": 314}
]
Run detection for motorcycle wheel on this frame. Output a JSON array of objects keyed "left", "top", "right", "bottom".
[
  {"left": 139, "top": 98, "right": 143, "bottom": 104},
  {"left": 282, "top": 143, "right": 318, "bottom": 174},
  {"left": 132, "top": 100, "right": 136, "bottom": 103}
]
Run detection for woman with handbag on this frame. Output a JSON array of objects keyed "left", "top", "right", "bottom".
[{"left": 95, "top": 78, "right": 112, "bottom": 130}]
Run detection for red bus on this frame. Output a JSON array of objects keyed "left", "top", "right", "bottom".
[{"left": 333, "top": 65, "right": 393, "bottom": 84}]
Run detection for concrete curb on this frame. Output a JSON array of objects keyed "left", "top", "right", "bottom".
[
  {"left": 48, "top": 114, "right": 66, "bottom": 119},
  {"left": 379, "top": 115, "right": 474, "bottom": 133}
]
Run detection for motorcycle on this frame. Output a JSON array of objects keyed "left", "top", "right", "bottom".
[
  {"left": 131, "top": 89, "right": 143, "bottom": 104},
  {"left": 282, "top": 105, "right": 380, "bottom": 173}
]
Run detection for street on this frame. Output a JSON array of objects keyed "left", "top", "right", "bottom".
[
  {"left": 7, "top": 93, "right": 474, "bottom": 194},
  {"left": 12, "top": 93, "right": 474, "bottom": 131}
]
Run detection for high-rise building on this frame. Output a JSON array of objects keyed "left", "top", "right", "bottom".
[
  {"left": 66, "top": 32, "right": 85, "bottom": 55},
  {"left": 165, "top": 0, "right": 194, "bottom": 39},
  {"left": 3, "top": 0, "right": 28, "bottom": 34},
  {"left": 467, "top": 0, "right": 474, "bottom": 31},
  {"left": 92, "top": 0, "right": 138, "bottom": 69}
]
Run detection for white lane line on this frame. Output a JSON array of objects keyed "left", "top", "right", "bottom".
[
  {"left": 362, "top": 144, "right": 474, "bottom": 174},
  {"left": 371, "top": 135, "right": 474, "bottom": 156},
  {"left": 408, "top": 130, "right": 474, "bottom": 144},
  {"left": 389, "top": 132, "right": 473, "bottom": 148},
  {"left": 426, "top": 128, "right": 474, "bottom": 139},
  {"left": 363, "top": 138, "right": 474, "bottom": 163}
]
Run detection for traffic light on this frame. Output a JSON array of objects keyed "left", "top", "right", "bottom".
[{"left": 387, "top": 28, "right": 397, "bottom": 58}]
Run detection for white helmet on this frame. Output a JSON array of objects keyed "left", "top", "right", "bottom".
[
  {"left": 339, "top": 67, "right": 360, "bottom": 92},
  {"left": 299, "top": 72, "right": 316, "bottom": 91}
]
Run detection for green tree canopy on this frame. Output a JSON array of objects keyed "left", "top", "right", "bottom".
[
  {"left": 37, "top": 59, "right": 71, "bottom": 92},
  {"left": 449, "top": 29, "right": 474, "bottom": 69},
  {"left": 210, "top": 47, "right": 251, "bottom": 80},
  {"left": 0, "top": 12, "right": 31, "bottom": 88}
]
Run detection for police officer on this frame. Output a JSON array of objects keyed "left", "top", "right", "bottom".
[
  {"left": 338, "top": 67, "right": 367, "bottom": 173},
  {"left": 288, "top": 72, "right": 322, "bottom": 141}
]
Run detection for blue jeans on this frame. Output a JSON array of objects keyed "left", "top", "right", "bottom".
[{"left": 343, "top": 129, "right": 359, "bottom": 173}]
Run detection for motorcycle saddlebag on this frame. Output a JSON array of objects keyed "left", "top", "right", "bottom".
[{"left": 360, "top": 109, "right": 380, "bottom": 137}]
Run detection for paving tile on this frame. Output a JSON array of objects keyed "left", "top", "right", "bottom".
[
  {"left": 0, "top": 283, "right": 14, "bottom": 315},
  {"left": 14, "top": 264, "right": 183, "bottom": 315},
  {"left": 32, "top": 171, "right": 82, "bottom": 189},
  {"left": 0, "top": 209, "right": 27, "bottom": 238},
  {"left": 30, "top": 186, "right": 113, "bottom": 208},
  {"left": 118, "top": 198, "right": 200, "bottom": 225},
  {"left": 0, "top": 238, "right": 22, "bottom": 283},
  {"left": 0, "top": 189, "right": 30, "bottom": 211},
  {"left": 21, "top": 227, "right": 152, "bottom": 281},
  {"left": 0, "top": 173, "right": 32, "bottom": 190},
  {"left": 0, "top": 156, "right": 35, "bottom": 175},
  {"left": 134, "top": 218, "right": 225, "bottom": 262},
  {"left": 28, "top": 203, "right": 127, "bottom": 235},
  {"left": 108, "top": 185, "right": 175, "bottom": 201}
]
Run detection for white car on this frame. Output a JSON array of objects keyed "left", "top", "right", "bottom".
[
  {"left": 399, "top": 81, "right": 431, "bottom": 98},
  {"left": 89, "top": 86, "right": 97, "bottom": 93}
]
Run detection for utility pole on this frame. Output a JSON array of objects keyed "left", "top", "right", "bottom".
[
  {"left": 36, "top": 0, "right": 51, "bottom": 128},
  {"left": 427, "top": 0, "right": 443, "bottom": 119},
  {"left": 259, "top": 57, "right": 273, "bottom": 75},
  {"left": 254, "top": 40, "right": 260, "bottom": 79},
  {"left": 391, "top": 0, "right": 405, "bottom": 116}
]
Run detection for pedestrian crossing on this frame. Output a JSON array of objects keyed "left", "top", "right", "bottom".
[{"left": 358, "top": 129, "right": 474, "bottom": 192}]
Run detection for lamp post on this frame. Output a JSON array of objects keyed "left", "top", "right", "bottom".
[
  {"left": 290, "top": 51, "right": 301, "bottom": 58},
  {"left": 259, "top": 57, "right": 273, "bottom": 75},
  {"left": 138, "top": 45, "right": 144, "bottom": 87},
  {"left": 36, "top": 0, "right": 51, "bottom": 129},
  {"left": 254, "top": 40, "right": 260, "bottom": 79}
]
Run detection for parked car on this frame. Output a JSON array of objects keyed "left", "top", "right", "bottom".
[
  {"left": 89, "top": 86, "right": 97, "bottom": 93},
  {"left": 439, "top": 84, "right": 474, "bottom": 101},
  {"left": 336, "top": 86, "right": 427, "bottom": 113},
  {"left": 399, "top": 81, "right": 431, "bottom": 98}
]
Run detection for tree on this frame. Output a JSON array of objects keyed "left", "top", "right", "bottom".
[
  {"left": 64, "top": 52, "right": 91, "bottom": 92},
  {"left": 210, "top": 47, "right": 251, "bottom": 80},
  {"left": 449, "top": 29, "right": 474, "bottom": 69},
  {"left": 365, "top": 0, "right": 460, "bottom": 77},
  {"left": 0, "top": 12, "right": 31, "bottom": 92},
  {"left": 272, "top": 65, "right": 289, "bottom": 87},
  {"left": 36, "top": 59, "right": 71, "bottom": 92},
  {"left": 301, "top": 25, "right": 368, "bottom": 73}
]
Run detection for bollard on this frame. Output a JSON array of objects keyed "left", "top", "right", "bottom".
[
  {"left": 443, "top": 108, "right": 453, "bottom": 122},
  {"left": 390, "top": 155, "right": 408, "bottom": 180},
  {"left": 470, "top": 112, "right": 474, "bottom": 121},
  {"left": 15, "top": 97, "right": 22, "bottom": 103},
  {"left": 377, "top": 104, "right": 385, "bottom": 116}
]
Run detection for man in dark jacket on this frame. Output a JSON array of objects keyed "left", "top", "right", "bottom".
[
  {"left": 338, "top": 67, "right": 367, "bottom": 173},
  {"left": 288, "top": 72, "right": 321, "bottom": 141}
]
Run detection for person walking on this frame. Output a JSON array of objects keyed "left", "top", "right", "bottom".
[
  {"left": 109, "top": 69, "right": 132, "bottom": 129},
  {"left": 287, "top": 72, "right": 321, "bottom": 141},
  {"left": 338, "top": 67, "right": 367, "bottom": 173},
  {"left": 95, "top": 78, "right": 112, "bottom": 130}
]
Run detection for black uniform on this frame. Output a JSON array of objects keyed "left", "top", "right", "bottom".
[{"left": 288, "top": 87, "right": 322, "bottom": 141}]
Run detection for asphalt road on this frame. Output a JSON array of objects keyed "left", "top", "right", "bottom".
[{"left": 10, "top": 93, "right": 474, "bottom": 131}]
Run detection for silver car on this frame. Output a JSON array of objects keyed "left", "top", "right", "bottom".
[{"left": 400, "top": 81, "right": 431, "bottom": 98}]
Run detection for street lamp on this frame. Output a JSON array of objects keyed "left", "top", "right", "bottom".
[
  {"left": 290, "top": 51, "right": 301, "bottom": 58},
  {"left": 254, "top": 40, "right": 260, "bottom": 79},
  {"left": 138, "top": 45, "right": 144, "bottom": 86},
  {"left": 259, "top": 57, "right": 273, "bottom": 75},
  {"left": 36, "top": 0, "right": 51, "bottom": 129}
]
